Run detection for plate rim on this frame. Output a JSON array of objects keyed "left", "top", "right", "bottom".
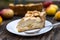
[{"left": 6, "top": 19, "right": 53, "bottom": 36}]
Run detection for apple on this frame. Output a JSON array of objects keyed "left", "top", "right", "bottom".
[
  {"left": 43, "top": 1, "right": 53, "bottom": 8},
  {"left": 50, "top": 4, "right": 59, "bottom": 10},
  {"left": 1, "top": 9, "right": 14, "bottom": 18},
  {"left": 54, "top": 11, "right": 60, "bottom": 20},
  {"left": 46, "top": 7, "right": 57, "bottom": 15}
]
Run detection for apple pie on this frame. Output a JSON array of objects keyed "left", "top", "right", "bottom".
[
  {"left": 9, "top": 3, "right": 43, "bottom": 16},
  {"left": 16, "top": 10, "right": 46, "bottom": 32}
]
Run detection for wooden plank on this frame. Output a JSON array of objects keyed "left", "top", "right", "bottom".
[{"left": 0, "top": 16, "right": 60, "bottom": 40}]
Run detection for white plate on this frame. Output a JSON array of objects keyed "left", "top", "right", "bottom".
[{"left": 6, "top": 19, "right": 53, "bottom": 36}]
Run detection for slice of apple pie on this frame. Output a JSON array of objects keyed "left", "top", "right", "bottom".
[{"left": 16, "top": 11, "right": 46, "bottom": 32}]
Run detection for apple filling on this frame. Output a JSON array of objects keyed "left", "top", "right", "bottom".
[{"left": 16, "top": 10, "right": 46, "bottom": 32}]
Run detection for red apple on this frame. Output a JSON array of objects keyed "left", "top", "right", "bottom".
[
  {"left": 1, "top": 9, "right": 14, "bottom": 18},
  {"left": 43, "top": 1, "right": 53, "bottom": 8}
]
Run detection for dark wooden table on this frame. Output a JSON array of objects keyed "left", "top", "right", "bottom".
[{"left": 0, "top": 16, "right": 60, "bottom": 40}]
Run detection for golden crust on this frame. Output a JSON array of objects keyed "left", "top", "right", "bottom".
[
  {"left": 9, "top": 3, "right": 43, "bottom": 16},
  {"left": 16, "top": 11, "right": 46, "bottom": 32}
]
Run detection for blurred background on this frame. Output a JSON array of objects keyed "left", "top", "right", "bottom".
[{"left": 0, "top": 0, "right": 60, "bottom": 9}]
